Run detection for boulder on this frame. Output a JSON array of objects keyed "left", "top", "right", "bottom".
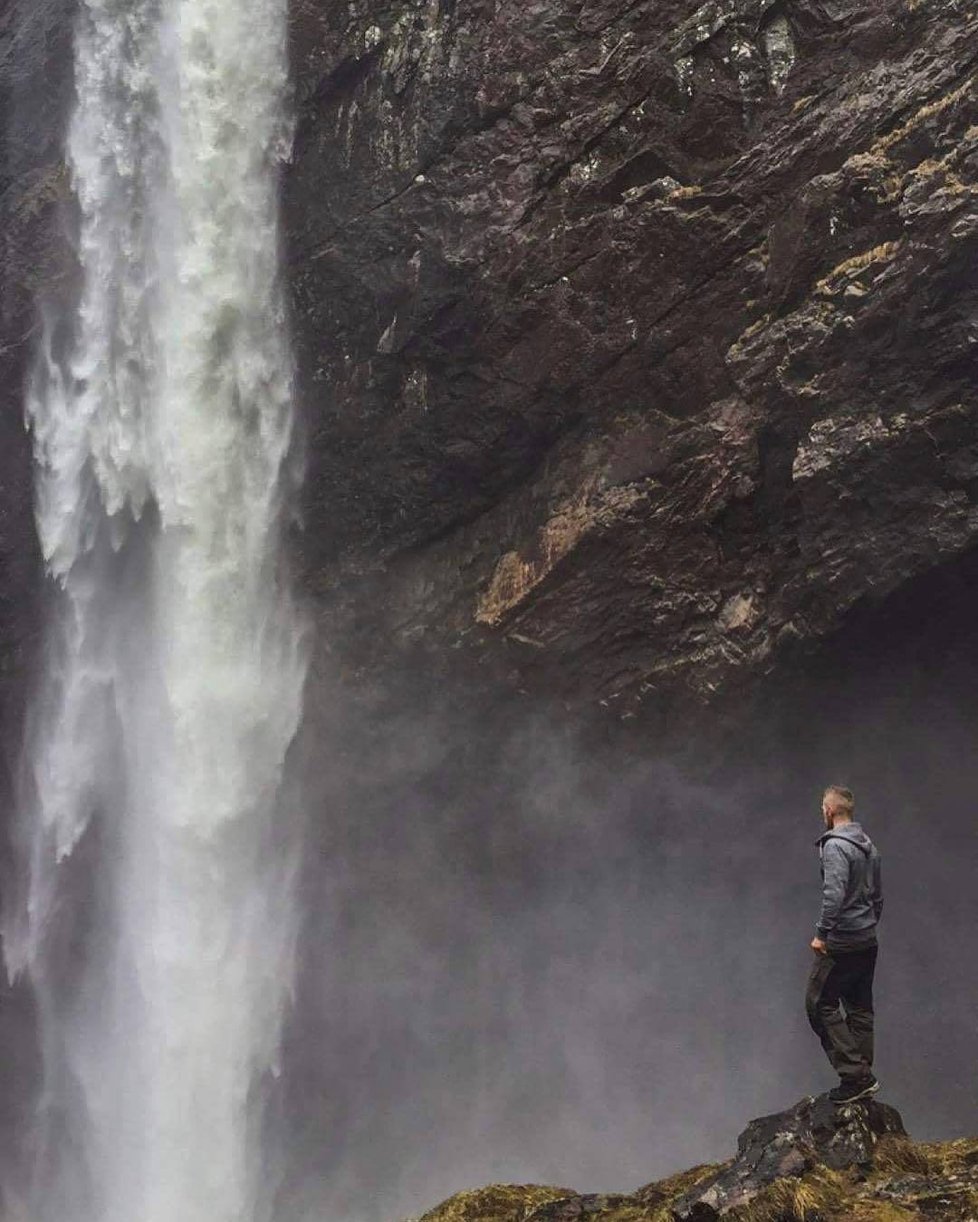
[{"left": 670, "top": 1093, "right": 906, "bottom": 1219}]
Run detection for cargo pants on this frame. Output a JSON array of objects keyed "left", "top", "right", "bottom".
[{"left": 805, "top": 943, "right": 877, "bottom": 1080}]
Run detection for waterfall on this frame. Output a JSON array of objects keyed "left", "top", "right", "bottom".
[{"left": 4, "top": 0, "right": 307, "bottom": 1219}]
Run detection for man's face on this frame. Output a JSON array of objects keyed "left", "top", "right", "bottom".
[{"left": 822, "top": 795, "right": 833, "bottom": 827}]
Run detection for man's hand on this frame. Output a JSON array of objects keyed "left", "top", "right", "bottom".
[{"left": 811, "top": 936, "right": 828, "bottom": 956}]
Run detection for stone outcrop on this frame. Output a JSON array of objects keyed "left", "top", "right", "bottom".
[
  {"left": 418, "top": 1102, "right": 978, "bottom": 1222},
  {"left": 670, "top": 1093, "right": 906, "bottom": 1218}
]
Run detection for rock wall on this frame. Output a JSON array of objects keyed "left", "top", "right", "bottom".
[
  {"left": 0, "top": 1, "right": 74, "bottom": 1192},
  {"left": 4, "top": 0, "right": 978, "bottom": 719},
  {"left": 0, "top": 0, "right": 73, "bottom": 737},
  {"left": 286, "top": 0, "right": 978, "bottom": 717}
]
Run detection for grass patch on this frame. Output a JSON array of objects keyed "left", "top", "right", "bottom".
[
  {"left": 870, "top": 1136, "right": 937, "bottom": 1177},
  {"left": 420, "top": 1185, "right": 577, "bottom": 1222},
  {"left": 636, "top": 1161, "right": 728, "bottom": 1205},
  {"left": 836, "top": 1203, "right": 919, "bottom": 1222},
  {"left": 727, "top": 1166, "right": 848, "bottom": 1222},
  {"left": 919, "top": 1134, "right": 978, "bottom": 1174},
  {"left": 874, "top": 75, "right": 976, "bottom": 155},
  {"left": 815, "top": 241, "right": 902, "bottom": 294}
]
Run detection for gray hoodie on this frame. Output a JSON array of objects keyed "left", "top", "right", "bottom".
[{"left": 815, "top": 821, "right": 883, "bottom": 949}]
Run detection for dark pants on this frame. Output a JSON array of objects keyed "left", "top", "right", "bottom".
[{"left": 805, "top": 944, "right": 877, "bottom": 1080}]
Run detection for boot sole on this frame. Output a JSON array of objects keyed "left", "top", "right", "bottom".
[{"left": 830, "top": 1079, "right": 880, "bottom": 1104}]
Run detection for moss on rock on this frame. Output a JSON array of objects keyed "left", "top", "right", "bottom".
[{"left": 420, "top": 1184, "right": 579, "bottom": 1222}]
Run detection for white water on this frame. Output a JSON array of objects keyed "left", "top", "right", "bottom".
[{"left": 5, "top": 1, "right": 307, "bottom": 1219}]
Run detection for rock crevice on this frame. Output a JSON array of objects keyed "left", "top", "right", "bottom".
[{"left": 283, "top": 0, "right": 978, "bottom": 716}]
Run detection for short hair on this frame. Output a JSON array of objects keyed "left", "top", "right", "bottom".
[{"left": 824, "top": 785, "right": 855, "bottom": 818}]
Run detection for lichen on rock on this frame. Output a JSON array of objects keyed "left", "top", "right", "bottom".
[{"left": 279, "top": 0, "right": 978, "bottom": 721}]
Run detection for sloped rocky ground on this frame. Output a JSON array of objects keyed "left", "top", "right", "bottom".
[
  {"left": 0, "top": 0, "right": 67, "bottom": 732},
  {"left": 415, "top": 1099, "right": 978, "bottom": 1222}
]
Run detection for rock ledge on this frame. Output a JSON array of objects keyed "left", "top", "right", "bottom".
[
  {"left": 419, "top": 1097, "right": 978, "bottom": 1222},
  {"left": 671, "top": 1093, "right": 905, "bottom": 1218}
]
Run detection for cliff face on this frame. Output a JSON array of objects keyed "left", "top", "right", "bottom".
[
  {"left": 0, "top": 0, "right": 73, "bottom": 715},
  {"left": 0, "top": 0, "right": 73, "bottom": 836},
  {"left": 285, "top": 0, "right": 978, "bottom": 715},
  {"left": 4, "top": 1, "right": 978, "bottom": 717}
]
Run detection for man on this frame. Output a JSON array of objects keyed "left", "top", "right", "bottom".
[{"left": 805, "top": 785, "right": 883, "bottom": 1104}]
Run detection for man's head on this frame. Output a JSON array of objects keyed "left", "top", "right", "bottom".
[{"left": 822, "top": 785, "right": 855, "bottom": 828}]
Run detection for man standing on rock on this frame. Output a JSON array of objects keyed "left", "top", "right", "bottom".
[{"left": 806, "top": 785, "right": 883, "bottom": 1104}]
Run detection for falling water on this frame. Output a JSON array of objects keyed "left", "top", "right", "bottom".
[{"left": 4, "top": 0, "right": 306, "bottom": 1219}]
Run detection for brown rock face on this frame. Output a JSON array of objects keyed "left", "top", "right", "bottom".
[
  {"left": 286, "top": 0, "right": 978, "bottom": 715},
  {"left": 5, "top": 1, "right": 978, "bottom": 718}
]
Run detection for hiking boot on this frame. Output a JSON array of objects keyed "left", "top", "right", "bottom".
[{"left": 828, "top": 1075, "right": 880, "bottom": 1104}]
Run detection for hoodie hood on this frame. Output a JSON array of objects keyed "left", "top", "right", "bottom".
[{"left": 816, "top": 820, "right": 874, "bottom": 854}]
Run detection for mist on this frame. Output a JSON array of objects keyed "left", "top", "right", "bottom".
[
  {"left": 0, "top": 0, "right": 974, "bottom": 1218},
  {"left": 273, "top": 548, "right": 978, "bottom": 1222}
]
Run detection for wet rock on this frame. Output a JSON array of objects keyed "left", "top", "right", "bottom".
[
  {"left": 419, "top": 1184, "right": 580, "bottom": 1222},
  {"left": 6, "top": 2, "right": 978, "bottom": 728},
  {"left": 280, "top": 0, "right": 978, "bottom": 718},
  {"left": 670, "top": 1093, "right": 907, "bottom": 1218},
  {"left": 0, "top": 3, "right": 70, "bottom": 757}
]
